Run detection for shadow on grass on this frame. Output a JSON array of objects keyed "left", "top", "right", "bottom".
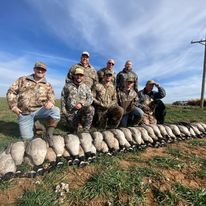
[{"left": 0, "top": 120, "right": 19, "bottom": 138}]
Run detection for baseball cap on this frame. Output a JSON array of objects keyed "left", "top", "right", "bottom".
[
  {"left": 34, "top": 61, "right": 47, "bottom": 70},
  {"left": 74, "top": 68, "right": 84, "bottom": 75},
  {"left": 81, "top": 51, "right": 90, "bottom": 57},
  {"left": 146, "top": 80, "right": 156, "bottom": 85},
  {"left": 104, "top": 70, "right": 113, "bottom": 76}
]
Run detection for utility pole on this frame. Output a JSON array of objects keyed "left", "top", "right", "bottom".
[{"left": 191, "top": 37, "right": 206, "bottom": 108}]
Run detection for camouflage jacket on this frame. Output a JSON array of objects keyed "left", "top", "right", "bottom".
[
  {"left": 138, "top": 87, "right": 166, "bottom": 114},
  {"left": 116, "top": 68, "right": 138, "bottom": 92},
  {"left": 92, "top": 82, "right": 117, "bottom": 110},
  {"left": 6, "top": 74, "right": 56, "bottom": 114},
  {"left": 66, "top": 63, "right": 98, "bottom": 89},
  {"left": 61, "top": 80, "right": 93, "bottom": 115},
  {"left": 117, "top": 88, "right": 140, "bottom": 114},
  {"left": 138, "top": 87, "right": 166, "bottom": 103},
  {"left": 97, "top": 67, "right": 116, "bottom": 85}
]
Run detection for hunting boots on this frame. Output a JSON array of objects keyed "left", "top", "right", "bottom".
[{"left": 46, "top": 118, "right": 59, "bottom": 138}]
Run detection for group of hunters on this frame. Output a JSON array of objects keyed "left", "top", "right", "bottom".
[{"left": 6, "top": 51, "right": 166, "bottom": 140}]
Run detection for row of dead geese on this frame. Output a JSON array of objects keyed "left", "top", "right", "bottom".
[{"left": 0, "top": 122, "right": 206, "bottom": 181}]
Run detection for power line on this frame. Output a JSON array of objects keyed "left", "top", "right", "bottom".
[{"left": 191, "top": 37, "right": 206, "bottom": 108}]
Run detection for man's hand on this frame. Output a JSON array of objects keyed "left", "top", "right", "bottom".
[
  {"left": 12, "top": 106, "right": 22, "bottom": 115},
  {"left": 75, "top": 103, "right": 82, "bottom": 110},
  {"left": 44, "top": 101, "right": 54, "bottom": 109},
  {"left": 155, "top": 83, "right": 160, "bottom": 88}
]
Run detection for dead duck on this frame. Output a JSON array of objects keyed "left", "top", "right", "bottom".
[
  {"left": 176, "top": 124, "right": 191, "bottom": 139},
  {"left": 141, "top": 124, "right": 158, "bottom": 141},
  {"left": 45, "top": 147, "right": 57, "bottom": 172},
  {"left": 25, "top": 138, "right": 47, "bottom": 176},
  {"left": 102, "top": 130, "right": 120, "bottom": 153},
  {"left": 91, "top": 131, "right": 109, "bottom": 153},
  {"left": 5, "top": 141, "right": 25, "bottom": 166},
  {"left": 119, "top": 127, "right": 136, "bottom": 147},
  {"left": 137, "top": 127, "right": 154, "bottom": 147},
  {"left": 164, "top": 125, "right": 177, "bottom": 142},
  {"left": 79, "top": 132, "right": 95, "bottom": 162},
  {"left": 0, "top": 151, "right": 16, "bottom": 180},
  {"left": 110, "top": 129, "right": 131, "bottom": 151},
  {"left": 64, "top": 134, "right": 80, "bottom": 165},
  {"left": 48, "top": 135, "right": 65, "bottom": 166},
  {"left": 166, "top": 124, "right": 183, "bottom": 140},
  {"left": 128, "top": 127, "right": 144, "bottom": 146}
]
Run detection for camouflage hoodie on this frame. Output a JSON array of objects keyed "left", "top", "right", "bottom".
[{"left": 61, "top": 80, "right": 93, "bottom": 115}]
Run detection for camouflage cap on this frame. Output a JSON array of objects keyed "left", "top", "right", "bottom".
[
  {"left": 74, "top": 67, "right": 84, "bottom": 75},
  {"left": 126, "top": 75, "right": 135, "bottom": 82},
  {"left": 146, "top": 80, "right": 156, "bottom": 85},
  {"left": 82, "top": 51, "right": 90, "bottom": 57},
  {"left": 34, "top": 61, "right": 47, "bottom": 70},
  {"left": 104, "top": 70, "right": 113, "bottom": 76}
]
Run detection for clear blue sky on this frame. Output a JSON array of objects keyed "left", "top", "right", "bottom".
[{"left": 0, "top": 0, "right": 206, "bottom": 103}]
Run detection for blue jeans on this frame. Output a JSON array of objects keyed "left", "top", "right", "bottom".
[
  {"left": 120, "top": 107, "right": 144, "bottom": 127},
  {"left": 18, "top": 106, "right": 60, "bottom": 140}
]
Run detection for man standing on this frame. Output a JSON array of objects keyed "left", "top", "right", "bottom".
[
  {"left": 92, "top": 70, "right": 123, "bottom": 129},
  {"left": 97, "top": 59, "right": 116, "bottom": 85},
  {"left": 117, "top": 76, "right": 144, "bottom": 127},
  {"left": 66, "top": 51, "right": 98, "bottom": 89},
  {"left": 116, "top": 60, "right": 138, "bottom": 92},
  {"left": 7, "top": 61, "right": 60, "bottom": 140},
  {"left": 138, "top": 80, "right": 166, "bottom": 124},
  {"left": 61, "top": 67, "right": 94, "bottom": 133}
]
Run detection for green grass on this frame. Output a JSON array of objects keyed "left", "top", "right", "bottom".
[
  {"left": 151, "top": 185, "right": 178, "bottom": 206},
  {"left": 173, "top": 182, "right": 206, "bottom": 206},
  {"left": 67, "top": 164, "right": 166, "bottom": 205},
  {"left": 16, "top": 187, "right": 57, "bottom": 206},
  {"left": 69, "top": 167, "right": 135, "bottom": 198},
  {"left": 0, "top": 180, "right": 13, "bottom": 190},
  {"left": 166, "top": 147, "right": 185, "bottom": 158},
  {"left": 1, "top": 97, "right": 206, "bottom": 205},
  {"left": 165, "top": 104, "right": 206, "bottom": 123},
  {"left": 195, "top": 169, "right": 206, "bottom": 180},
  {"left": 167, "top": 147, "right": 206, "bottom": 167},
  {"left": 148, "top": 155, "right": 186, "bottom": 170},
  {"left": 188, "top": 139, "right": 206, "bottom": 147}
]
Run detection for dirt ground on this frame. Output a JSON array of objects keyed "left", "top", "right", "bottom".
[{"left": 0, "top": 138, "right": 206, "bottom": 206}]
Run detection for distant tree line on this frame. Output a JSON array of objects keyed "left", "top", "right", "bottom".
[{"left": 172, "top": 99, "right": 206, "bottom": 106}]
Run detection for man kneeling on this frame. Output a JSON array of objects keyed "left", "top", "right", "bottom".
[
  {"left": 117, "top": 76, "right": 144, "bottom": 127},
  {"left": 92, "top": 70, "right": 123, "bottom": 129},
  {"left": 7, "top": 61, "right": 60, "bottom": 140},
  {"left": 61, "top": 68, "right": 94, "bottom": 133}
]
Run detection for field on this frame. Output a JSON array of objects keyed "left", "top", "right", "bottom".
[{"left": 0, "top": 97, "right": 206, "bottom": 206}]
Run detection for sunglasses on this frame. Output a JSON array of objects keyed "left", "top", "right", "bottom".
[{"left": 108, "top": 62, "right": 114, "bottom": 66}]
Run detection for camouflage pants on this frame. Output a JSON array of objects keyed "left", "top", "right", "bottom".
[
  {"left": 65, "top": 106, "right": 94, "bottom": 133},
  {"left": 94, "top": 105, "right": 124, "bottom": 129}
]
